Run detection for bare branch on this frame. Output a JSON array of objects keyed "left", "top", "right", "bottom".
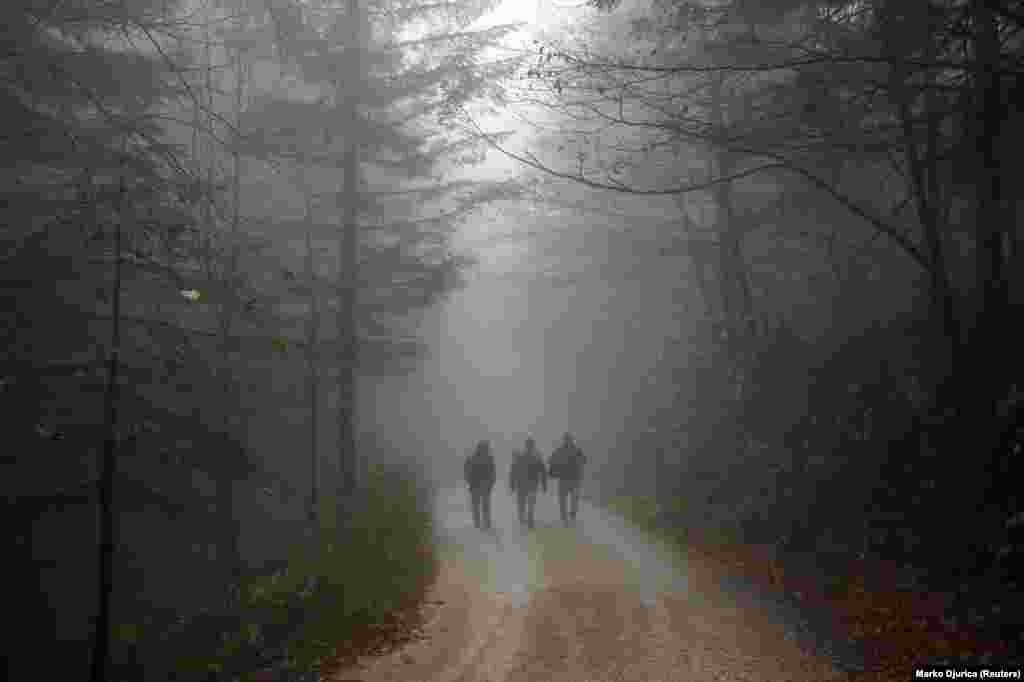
[{"left": 459, "top": 110, "right": 928, "bottom": 272}]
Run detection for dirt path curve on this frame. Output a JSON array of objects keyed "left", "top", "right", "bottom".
[{"left": 331, "top": 488, "right": 849, "bottom": 682}]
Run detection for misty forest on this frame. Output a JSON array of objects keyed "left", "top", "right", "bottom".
[{"left": 4, "top": 0, "right": 1024, "bottom": 680}]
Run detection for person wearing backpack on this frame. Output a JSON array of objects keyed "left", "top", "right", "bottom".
[
  {"left": 464, "top": 440, "right": 496, "bottom": 530},
  {"left": 509, "top": 437, "right": 547, "bottom": 529},
  {"left": 548, "top": 432, "right": 586, "bottom": 526}
]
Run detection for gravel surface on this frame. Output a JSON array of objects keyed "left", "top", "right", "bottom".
[{"left": 330, "top": 487, "right": 853, "bottom": 682}]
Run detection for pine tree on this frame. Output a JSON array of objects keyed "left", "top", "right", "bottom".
[
  {"left": 0, "top": 2, "right": 242, "bottom": 679},
  {"left": 244, "top": 0, "right": 525, "bottom": 524}
]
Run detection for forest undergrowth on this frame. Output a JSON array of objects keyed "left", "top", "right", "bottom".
[
  {"left": 121, "top": 463, "right": 440, "bottom": 682},
  {"left": 607, "top": 494, "right": 1018, "bottom": 680}
]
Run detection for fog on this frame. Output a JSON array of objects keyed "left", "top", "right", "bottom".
[
  {"left": 7, "top": 0, "right": 1024, "bottom": 678},
  {"left": 362, "top": 185, "right": 700, "bottom": 494}
]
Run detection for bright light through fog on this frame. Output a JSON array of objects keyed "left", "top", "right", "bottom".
[
  {"left": 473, "top": 0, "right": 591, "bottom": 31},
  {"left": 478, "top": 0, "right": 540, "bottom": 28}
]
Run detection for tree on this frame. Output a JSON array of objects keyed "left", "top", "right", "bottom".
[
  {"left": 450, "top": 0, "right": 1024, "bottom": 571},
  {"left": 468, "top": 1, "right": 990, "bottom": 349},
  {"left": 478, "top": 3, "right": 1013, "bottom": 426},
  {"left": 0, "top": 1, "right": 330, "bottom": 676},
  {"left": 0, "top": 1, "right": 239, "bottom": 678},
  {"left": 3, "top": 0, "right": 530, "bottom": 678},
  {"left": 246, "top": 0, "right": 523, "bottom": 523}
]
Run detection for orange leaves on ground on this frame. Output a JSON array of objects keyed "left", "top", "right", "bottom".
[
  {"left": 316, "top": 542, "right": 438, "bottom": 678},
  {"left": 688, "top": 539, "right": 1009, "bottom": 681},
  {"left": 828, "top": 566, "right": 1010, "bottom": 679},
  {"left": 316, "top": 594, "right": 428, "bottom": 677}
]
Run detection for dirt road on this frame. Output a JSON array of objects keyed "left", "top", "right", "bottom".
[{"left": 331, "top": 487, "right": 851, "bottom": 682}]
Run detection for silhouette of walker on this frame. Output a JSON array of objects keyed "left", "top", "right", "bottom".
[
  {"left": 548, "top": 432, "right": 586, "bottom": 526},
  {"left": 464, "top": 440, "right": 496, "bottom": 530},
  {"left": 509, "top": 437, "right": 547, "bottom": 529}
]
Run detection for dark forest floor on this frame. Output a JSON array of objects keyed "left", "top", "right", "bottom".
[{"left": 680, "top": 529, "right": 1022, "bottom": 680}]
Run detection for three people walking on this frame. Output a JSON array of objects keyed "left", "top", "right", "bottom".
[
  {"left": 464, "top": 432, "right": 585, "bottom": 530},
  {"left": 509, "top": 437, "right": 547, "bottom": 528}
]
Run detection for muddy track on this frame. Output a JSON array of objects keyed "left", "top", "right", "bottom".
[{"left": 331, "top": 489, "right": 852, "bottom": 682}]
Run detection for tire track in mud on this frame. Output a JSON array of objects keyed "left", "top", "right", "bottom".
[
  {"left": 331, "top": 491, "right": 849, "bottom": 682},
  {"left": 504, "top": 526, "right": 665, "bottom": 682},
  {"left": 500, "top": 587, "right": 573, "bottom": 682},
  {"left": 558, "top": 584, "right": 654, "bottom": 682}
]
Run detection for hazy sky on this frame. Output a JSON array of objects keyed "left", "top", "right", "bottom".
[
  {"left": 365, "top": 191, "right": 697, "bottom": 490},
  {"left": 480, "top": 0, "right": 541, "bottom": 27},
  {"left": 360, "top": 0, "right": 701, "bottom": 490}
]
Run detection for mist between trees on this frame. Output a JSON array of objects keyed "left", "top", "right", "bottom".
[
  {"left": 4, "top": 0, "right": 1024, "bottom": 679},
  {"left": 2, "top": 0, "right": 523, "bottom": 679},
  {"left": 452, "top": 0, "right": 1024, "bottom": 650}
]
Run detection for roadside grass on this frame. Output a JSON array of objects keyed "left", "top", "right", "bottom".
[
  {"left": 603, "top": 494, "right": 1013, "bottom": 681},
  {"left": 307, "top": 465, "right": 438, "bottom": 677},
  {"left": 603, "top": 494, "right": 750, "bottom": 569},
  {"left": 143, "top": 463, "right": 439, "bottom": 681}
]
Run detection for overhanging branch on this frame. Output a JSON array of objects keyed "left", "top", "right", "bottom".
[{"left": 460, "top": 111, "right": 928, "bottom": 272}]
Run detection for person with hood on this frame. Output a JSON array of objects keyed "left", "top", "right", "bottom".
[
  {"left": 464, "top": 439, "right": 496, "bottom": 530},
  {"left": 548, "top": 432, "right": 586, "bottom": 526},
  {"left": 509, "top": 437, "right": 547, "bottom": 529}
]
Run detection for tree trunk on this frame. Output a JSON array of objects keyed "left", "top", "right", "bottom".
[
  {"left": 214, "top": 38, "right": 247, "bottom": 602},
  {"left": 90, "top": 163, "right": 124, "bottom": 682},
  {"left": 924, "top": 89, "right": 959, "bottom": 357},
  {"left": 711, "top": 76, "right": 738, "bottom": 352},
  {"left": 654, "top": 446, "right": 667, "bottom": 504},
  {"left": 336, "top": 0, "right": 365, "bottom": 523},
  {"left": 961, "top": 0, "right": 1011, "bottom": 536},
  {"left": 708, "top": 72, "right": 756, "bottom": 466},
  {"left": 303, "top": 188, "right": 321, "bottom": 529},
  {"left": 894, "top": 68, "right": 958, "bottom": 381},
  {"left": 677, "top": 198, "right": 716, "bottom": 323},
  {"left": 972, "top": 0, "right": 1008, "bottom": 365},
  {"left": 710, "top": 74, "right": 755, "bottom": 391}
]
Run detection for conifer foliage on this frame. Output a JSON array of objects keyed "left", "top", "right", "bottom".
[{"left": 2, "top": 1, "right": 525, "bottom": 680}]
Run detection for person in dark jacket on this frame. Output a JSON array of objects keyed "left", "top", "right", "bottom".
[
  {"left": 509, "top": 437, "right": 547, "bottom": 529},
  {"left": 548, "top": 432, "right": 586, "bottom": 526},
  {"left": 464, "top": 440, "right": 496, "bottom": 530}
]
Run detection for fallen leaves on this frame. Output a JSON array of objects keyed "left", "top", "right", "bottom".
[
  {"left": 316, "top": 594, "right": 431, "bottom": 677},
  {"left": 686, "top": 538, "right": 1012, "bottom": 681}
]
